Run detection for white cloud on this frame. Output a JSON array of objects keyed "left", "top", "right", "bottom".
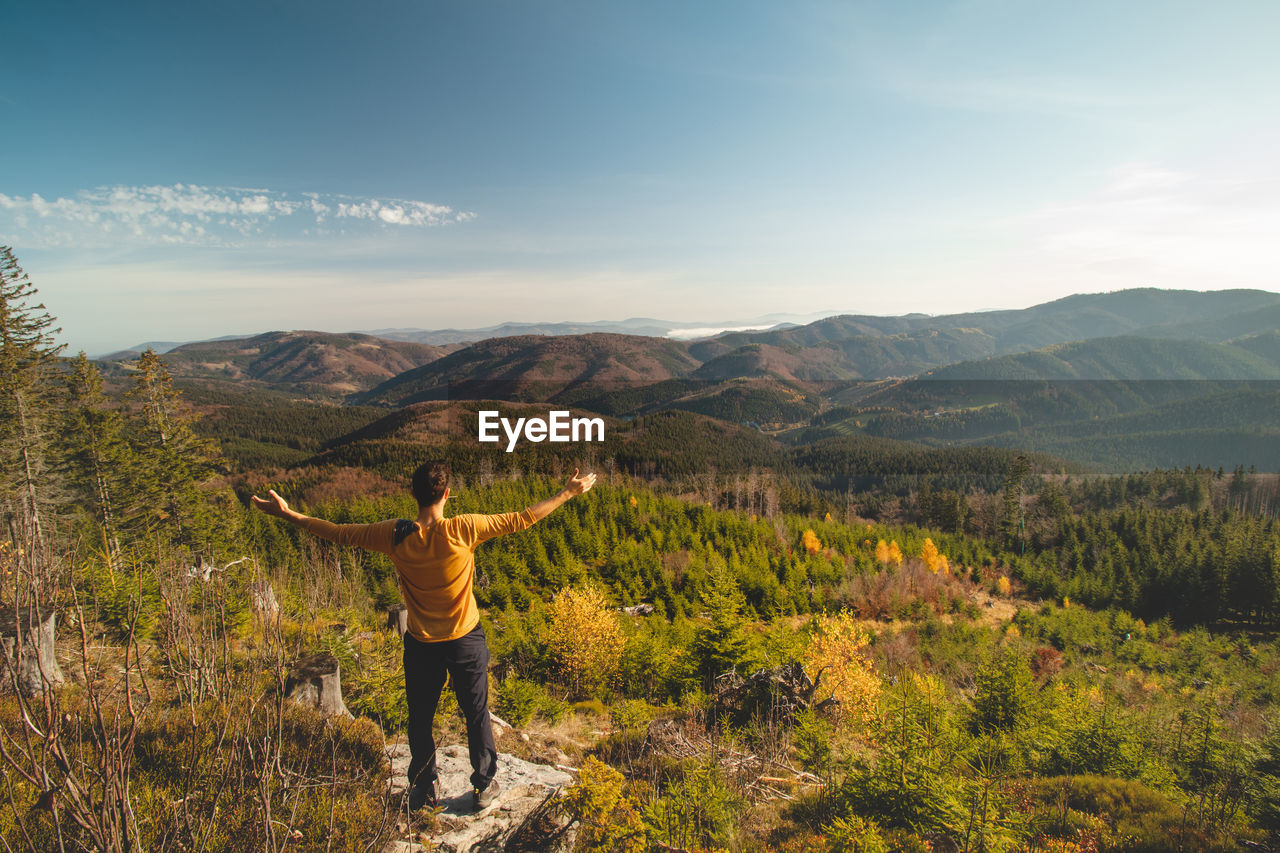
[
  {"left": 0, "top": 184, "right": 476, "bottom": 248},
  {"left": 666, "top": 324, "right": 778, "bottom": 340},
  {"left": 334, "top": 198, "right": 456, "bottom": 226}
]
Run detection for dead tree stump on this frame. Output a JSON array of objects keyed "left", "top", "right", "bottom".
[
  {"left": 249, "top": 580, "right": 279, "bottom": 619},
  {"left": 386, "top": 604, "right": 408, "bottom": 636},
  {"left": 285, "top": 653, "right": 350, "bottom": 717},
  {"left": 0, "top": 607, "right": 65, "bottom": 695}
]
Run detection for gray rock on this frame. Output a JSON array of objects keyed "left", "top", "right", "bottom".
[{"left": 382, "top": 742, "right": 577, "bottom": 853}]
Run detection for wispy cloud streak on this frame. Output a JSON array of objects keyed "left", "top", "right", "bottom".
[{"left": 0, "top": 184, "right": 476, "bottom": 248}]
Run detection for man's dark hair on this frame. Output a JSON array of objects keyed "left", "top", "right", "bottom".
[{"left": 411, "top": 461, "right": 450, "bottom": 508}]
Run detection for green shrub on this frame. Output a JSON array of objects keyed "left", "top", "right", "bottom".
[
  {"left": 823, "top": 814, "right": 888, "bottom": 853},
  {"left": 1253, "top": 722, "right": 1280, "bottom": 838},
  {"left": 840, "top": 675, "right": 966, "bottom": 835},
  {"left": 494, "top": 673, "right": 571, "bottom": 726},
  {"left": 90, "top": 561, "right": 163, "bottom": 640},
  {"left": 345, "top": 630, "right": 409, "bottom": 732},
  {"left": 645, "top": 759, "right": 742, "bottom": 851},
  {"left": 1027, "top": 775, "right": 1235, "bottom": 853},
  {"left": 610, "top": 698, "right": 654, "bottom": 732},
  {"left": 573, "top": 698, "right": 608, "bottom": 718},
  {"left": 496, "top": 672, "right": 545, "bottom": 727},
  {"left": 971, "top": 650, "right": 1036, "bottom": 733}
]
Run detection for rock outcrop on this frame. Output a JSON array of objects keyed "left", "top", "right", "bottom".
[{"left": 382, "top": 743, "right": 577, "bottom": 853}]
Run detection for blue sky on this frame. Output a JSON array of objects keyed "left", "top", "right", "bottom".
[{"left": 3, "top": 0, "right": 1279, "bottom": 354}]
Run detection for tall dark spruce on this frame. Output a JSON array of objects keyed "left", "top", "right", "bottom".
[{"left": 0, "top": 246, "right": 64, "bottom": 598}]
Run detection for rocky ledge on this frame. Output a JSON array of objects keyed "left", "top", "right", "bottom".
[{"left": 382, "top": 743, "right": 577, "bottom": 853}]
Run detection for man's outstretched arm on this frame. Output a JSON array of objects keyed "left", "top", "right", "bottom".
[
  {"left": 250, "top": 489, "right": 307, "bottom": 523},
  {"left": 251, "top": 489, "right": 394, "bottom": 553},
  {"left": 467, "top": 469, "right": 597, "bottom": 543},
  {"left": 525, "top": 469, "right": 596, "bottom": 522}
]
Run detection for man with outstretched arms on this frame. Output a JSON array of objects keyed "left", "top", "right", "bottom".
[{"left": 252, "top": 461, "right": 596, "bottom": 812}]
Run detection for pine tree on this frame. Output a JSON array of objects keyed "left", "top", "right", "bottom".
[
  {"left": 61, "top": 352, "right": 131, "bottom": 565},
  {"left": 0, "top": 247, "right": 64, "bottom": 588},
  {"left": 1000, "top": 455, "right": 1031, "bottom": 554},
  {"left": 692, "top": 557, "right": 754, "bottom": 687},
  {"left": 125, "top": 348, "right": 219, "bottom": 545}
]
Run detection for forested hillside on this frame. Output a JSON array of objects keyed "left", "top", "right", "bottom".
[
  {"left": 3, "top": 248, "right": 1280, "bottom": 852},
  {"left": 351, "top": 333, "right": 703, "bottom": 407},
  {"left": 100, "top": 330, "right": 459, "bottom": 399}
]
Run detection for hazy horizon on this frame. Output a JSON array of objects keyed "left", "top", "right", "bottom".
[{"left": 81, "top": 284, "right": 1280, "bottom": 360}]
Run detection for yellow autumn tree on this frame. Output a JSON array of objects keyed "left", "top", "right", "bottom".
[
  {"left": 887, "top": 541, "right": 903, "bottom": 567},
  {"left": 921, "top": 538, "right": 940, "bottom": 573},
  {"left": 804, "top": 610, "right": 881, "bottom": 730},
  {"left": 921, "top": 538, "right": 952, "bottom": 575},
  {"left": 875, "top": 539, "right": 890, "bottom": 564},
  {"left": 546, "top": 586, "right": 625, "bottom": 698},
  {"left": 996, "top": 575, "right": 1012, "bottom": 596},
  {"left": 802, "top": 528, "right": 822, "bottom": 555}
]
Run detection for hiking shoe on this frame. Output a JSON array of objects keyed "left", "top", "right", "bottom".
[
  {"left": 472, "top": 779, "right": 501, "bottom": 810},
  {"left": 407, "top": 780, "right": 437, "bottom": 812}
]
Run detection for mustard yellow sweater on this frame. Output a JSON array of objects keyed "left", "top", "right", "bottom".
[{"left": 297, "top": 510, "right": 536, "bottom": 642}]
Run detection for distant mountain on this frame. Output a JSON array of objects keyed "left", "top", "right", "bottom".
[
  {"left": 968, "top": 386, "right": 1280, "bottom": 472},
  {"left": 101, "top": 334, "right": 250, "bottom": 360},
  {"left": 113, "top": 289, "right": 1280, "bottom": 396},
  {"left": 101, "top": 331, "right": 459, "bottom": 399},
  {"left": 795, "top": 336, "right": 1280, "bottom": 471},
  {"left": 692, "top": 342, "right": 857, "bottom": 382},
  {"left": 691, "top": 289, "right": 1280, "bottom": 378},
  {"left": 358, "top": 311, "right": 835, "bottom": 346},
  {"left": 659, "top": 289, "right": 1280, "bottom": 391},
  {"left": 363, "top": 319, "right": 679, "bottom": 345},
  {"left": 693, "top": 328, "right": 1001, "bottom": 382},
  {"left": 922, "top": 336, "right": 1280, "bottom": 381},
  {"left": 110, "top": 287, "right": 1280, "bottom": 471},
  {"left": 351, "top": 333, "right": 703, "bottom": 407},
  {"left": 1130, "top": 303, "right": 1280, "bottom": 345}
]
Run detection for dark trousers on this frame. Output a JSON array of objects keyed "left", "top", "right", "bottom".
[{"left": 404, "top": 623, "right": 497, "bottom": 791}]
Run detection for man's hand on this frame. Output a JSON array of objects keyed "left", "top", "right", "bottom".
[
  {"left": 525, "top": 469, "right": 596, "bottom": 522},
  {"left": 251, "top": 489, "right": 296, "bottom": 520},
  {"left": 565, "top": 469, "right": 596, "bottom": 497}
]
